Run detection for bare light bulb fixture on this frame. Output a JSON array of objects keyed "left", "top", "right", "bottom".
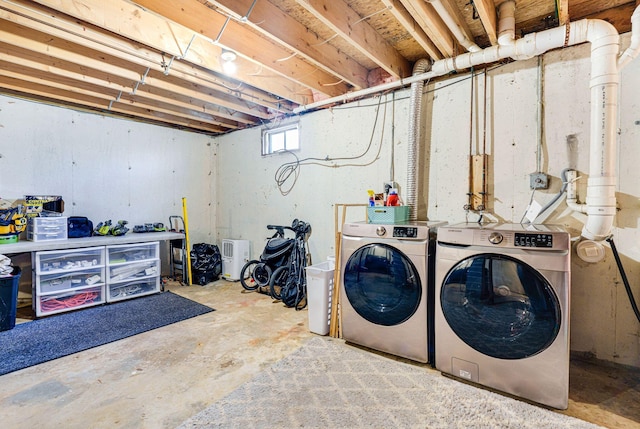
[
  {"left": 221, "top": 49, "right": 237, "bottom": 62},
  {"left": 221, "top": 49, "right": 238, "bottom": 74}
]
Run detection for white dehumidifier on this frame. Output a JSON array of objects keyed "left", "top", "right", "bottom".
[{"left": 221, "top": 239, "right": 251, "bottom": 281}]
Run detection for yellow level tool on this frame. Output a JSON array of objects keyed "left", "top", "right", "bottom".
[{"left": 182, "top": 197, "right": 193, "bottom": 286}]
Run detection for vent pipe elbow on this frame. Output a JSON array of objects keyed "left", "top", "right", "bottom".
[
  {"left": 619, "top": 5, "right": 640, "bottom": 69},
  {"left": 406, "top": 59, "right": 432, "bottom": 221},
  {"left": 497, "top": 1, "right": 516, "bottom": 47}
]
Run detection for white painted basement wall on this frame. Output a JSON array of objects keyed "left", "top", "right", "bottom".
[
  {"left": 0, "top": 100, "right": 217, "bottom": 247},
  {"left": 215, "top": 33, "right": 640, "bottom": 368}
]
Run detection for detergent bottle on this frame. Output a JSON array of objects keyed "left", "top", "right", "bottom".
[
  {"left": 386, "top": 188, "right": 399, "bottom": 206},
  {"left": 367, "top": 189, "right": 375, "bottom": 206}
]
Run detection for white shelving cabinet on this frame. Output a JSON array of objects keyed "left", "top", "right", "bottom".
[
  {"left": 106, "top": 241, "right": 160, "bottom": 302},
  {"left": 33, "top": 246, "right": 106, "bottom": 317}
]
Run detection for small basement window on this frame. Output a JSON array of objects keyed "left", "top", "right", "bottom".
[{"left": 262, "top": 123, "right": 299, "bottom": 155}]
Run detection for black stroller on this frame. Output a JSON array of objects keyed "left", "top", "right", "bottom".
[{"left": 240, "top": 220, "right": 311, "bottom": 306}]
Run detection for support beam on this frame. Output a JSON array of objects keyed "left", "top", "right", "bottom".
[
  {"left": 0, "top": 75, "right": 226, "bottom": 133},
  {"left": 381, "top": 0, "right": 443, "bottom": 59},
  {"left": 0, "top": 0, "right": 289, "bottom": 115},
  {"left": 206, "top": 0, "right": 369, "bottom": 90},
  {"left": 0, "top": 19, "right": 267, "bottom": 124},
  {"left": 398, "top": 0, "right": 456, "bottom": 56},
  {"left": 30, "top": 0, "right": 317, "bottom": 104},
  {"left": 131, "top": 0, "right": 352, "bottom": 97},
  {"left": 296, "top": 0, "right": 412, "bottom": 78},
  {"left": 471, "top": 0, "right": 498, "bottom": 45}
]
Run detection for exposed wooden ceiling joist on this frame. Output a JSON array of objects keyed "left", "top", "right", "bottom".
[
  {"left": 380, "top": 0, "right": 444, "bottom": 60},
  {"left": 472, "top": 0, "right": 498, "bottom": 45},
  {"left": 0, "top": 0, "right": 636, "bottom": 135},
  {"left": 206, "top": 0, "right": 370, "bottom": 90},
  {"left": 0, "top": 17, "right": 257, "bottom": 128},
  {"left": 398, "top": 0, "right": 456, "bottom": 56},
  {"left": 130, "top": 0, "right": 354, "bottom": 98},
  {"left": 31, "top": 0, "right": 316, "bottom": 105},
  {"left": 296, "top": 0, "right": 412, "bottom": 78}
]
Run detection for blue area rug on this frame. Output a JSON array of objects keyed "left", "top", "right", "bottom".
[{"left": 0, "top": 291, "right": 214, "bottom": 376}]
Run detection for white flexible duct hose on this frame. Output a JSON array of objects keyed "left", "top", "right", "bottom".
[{"left": 406, "top": 59, "right": 432, "bottom": 221}]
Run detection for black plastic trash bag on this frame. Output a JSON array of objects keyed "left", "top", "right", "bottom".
[{"left": 190, "top": 243, "right": 222, "bottom": 286}]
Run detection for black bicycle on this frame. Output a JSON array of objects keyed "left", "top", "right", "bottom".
[
  {"left": 269, "top": 219, "right": 311, "bottom": 310},
  {"left": 240, "top": 220, "right": 310, "bottom": 298}
]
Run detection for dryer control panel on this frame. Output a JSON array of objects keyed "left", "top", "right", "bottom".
[{"left": 514, "top": 232, "right": 553, "bottom": 247}]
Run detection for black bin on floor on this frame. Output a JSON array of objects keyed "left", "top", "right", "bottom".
[{"left": 0, "top": 266, "right": 21, "bottom": 331}]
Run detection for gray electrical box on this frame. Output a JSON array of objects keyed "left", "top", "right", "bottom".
[{"left": 529, "top": 172, "right": 549, "bottom": 190}]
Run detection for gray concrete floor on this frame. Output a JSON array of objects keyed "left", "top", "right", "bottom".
[{"left": 2, "top": 279, "right": 639, "bottom": 428}]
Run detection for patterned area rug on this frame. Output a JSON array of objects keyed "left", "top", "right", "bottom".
[{"left": 178, "top": 336, "right": 603, "bottom": 429}]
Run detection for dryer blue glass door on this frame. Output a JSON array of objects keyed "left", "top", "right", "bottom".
[
  {"left": 441, "top": 253, "right": 561, "bottom": 359},
  {"left": 343, "top": 243, "right": 421, "bottom": 326}
]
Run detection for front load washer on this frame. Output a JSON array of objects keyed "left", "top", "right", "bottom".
[
  {"left": 340, "top": 221, "right": 445, "bottom": 363},
  {"left": 434, "top": 222, "right": 571, "bottom": 409}
]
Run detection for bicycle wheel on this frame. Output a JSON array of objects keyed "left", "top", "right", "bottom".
[
  {"left": 269, "top": 266, "right": 290, "bottom": 300},
  {"left": 240, "top": 260, "right": 261, "bottom": 291}
]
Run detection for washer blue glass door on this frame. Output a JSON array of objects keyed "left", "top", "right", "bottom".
[
  {"left": 343, "top": 243, "right": 421, "bottom": 326},
  {"left": 441, "top": 253, "right": 561, "bottom": 359}
]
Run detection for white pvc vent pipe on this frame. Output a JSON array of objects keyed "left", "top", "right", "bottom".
[
  {"left": 619, "top": 5, "right": 640, "bottom": 69},
  {"left": 426, "top": 0, "right": 481, "bottom": 53},
  {"left": 293, "top": 5, "right": 640, "bottom": 239}
]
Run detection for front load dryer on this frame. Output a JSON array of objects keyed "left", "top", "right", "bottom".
[
  {"left": 434, "top": 222, "right": 571, "bottom": 409},
  {"left": 340, "top": 221, "right": 444, "bottom": 363}
]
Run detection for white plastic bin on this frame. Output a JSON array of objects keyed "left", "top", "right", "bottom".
[{"left": 305, "top": 260, "right": 334, "bottom": 335}]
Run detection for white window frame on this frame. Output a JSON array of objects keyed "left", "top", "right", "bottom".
[{"left": 262, "top": 122, "right": 300, "bottom": 155}]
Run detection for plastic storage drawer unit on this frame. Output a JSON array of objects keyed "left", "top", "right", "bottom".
[
  {"left": 106, "top": 242, "right": 161, "bottom": 302},
  {"left": 33, "top": 246, "right": 106, "bottom": 316},
  {"left": 27, "top": 216, "right": 68, "bottom": 241}
]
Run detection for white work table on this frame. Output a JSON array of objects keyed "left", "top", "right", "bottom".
[
  {"left": 0, "top": 231, "right": 185, "bottom": 254},
  {"left": 1, "top": 231, "right": 187, "bottom": 316}
]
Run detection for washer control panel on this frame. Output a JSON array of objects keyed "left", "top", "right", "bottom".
[
  {"left": 393, "top": 226, "right": 419, "bottom": 238},
  {"left": 514, "top": 232, "right": 553, "bottom": 247}
]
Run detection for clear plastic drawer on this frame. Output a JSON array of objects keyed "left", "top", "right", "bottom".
[
  {"left": 107, "top": 242, "right": 159, "bottom": 264},
  {"left": 27, "top": 229, "right": 67, "bottom": 241},
  {"left": 36, "top": 285, "right": 105, "bottom": 316},
  {"left": 36, "top": 247, "right": 105, "bottom": 273},
  {"left": 38, "top": 267, "right": 104, "bottom": 294},
  {"left": 107, "top": 277, "right": 160, "bottom": 302},
  {"left": 108, "top": 260, "right": 159, "bottom": 282}
]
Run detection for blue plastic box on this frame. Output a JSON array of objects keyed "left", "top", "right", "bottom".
[{"left": 367, "top": 206, "right": 410, "bottom": 224}]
